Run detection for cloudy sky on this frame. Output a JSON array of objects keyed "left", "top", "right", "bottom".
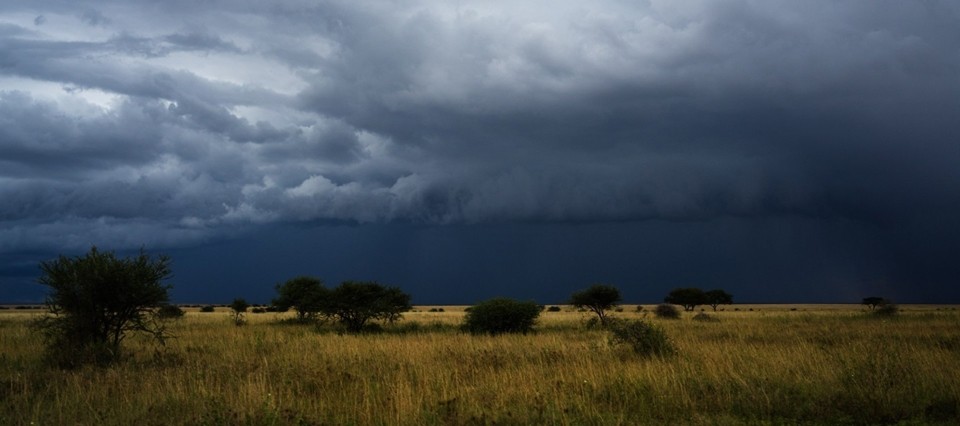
[{"left": 2, "top": 1, "right": 959, "bottom": 304}]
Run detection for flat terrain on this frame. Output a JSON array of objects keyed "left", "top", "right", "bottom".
[{"left": 2, "top": 305, "right": 959, "bottom": 425}]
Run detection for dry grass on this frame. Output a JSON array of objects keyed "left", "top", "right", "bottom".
[{"left": 2, "top": 306, "right": 959, "bottom": 425}]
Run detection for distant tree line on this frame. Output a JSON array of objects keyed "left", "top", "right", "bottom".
[{"left": 35, "top": 246, "right": 900, "bottom": 369}]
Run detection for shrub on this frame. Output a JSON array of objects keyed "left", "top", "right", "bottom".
[
  {"left": 546, "top": 306, "right": 561, "bottom": 312},
  {"left": 462, "top": 298, "right": 541, "bottom": 335},
  {"left": 251, "top": 307, "right": 266, "bottom": 314},
  {"left": 200, "top": 305, "right": 215, "bottom": 313},
  {"left": 635, "top": 305, "right": 644, "bottom": 312},
  {"left": 229, "top": 298, "right": 249, "bottom": 326},
  {"left": 654, "top": 303, "right": 681, "bottom": 319},
  {"left": 156, "top": 304, "right": 185, "bottom": 319},
  {"left": 875, "top": 303, "right": 899, "bottom": 317},
  {"left": 608, "top": 320, "right": 675, "bottom": 357},
  {"left": 692, "top": 312, "right": 719, "bottom": 322}
]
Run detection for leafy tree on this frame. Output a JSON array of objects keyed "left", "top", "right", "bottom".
[
  {"left": 321, "top": 281, "right": 412, "bottom": 332},
  {"left": 273, "top": 276, "right": 326, "bottom": 322},
  {"left": 664, "top": 287, "right": 707, "bottom": 311},
  {"left": 35, "top": 247, "right": 172, "bottom": 368},
  {"left": 462, "top": 298, "right": 541, "bottom": 335},
  {"left": 704, "top": 289, "right": 733, "bottom": 311},
  {"left": 569, "top": 284, "right": 622, "bottom": 325},
  {"left": 229, "top": 298, "right": 249, "bottom": 326},
  {"left": 862, "top": 296, "right": 889, "bottom": 310}
]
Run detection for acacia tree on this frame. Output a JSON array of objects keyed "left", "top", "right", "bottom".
[
  {"left": 35, "top": 247, "right": 172, "bottom": 368},
  {"left": 273, "top": 276, "right": 326, "bottom": 322},
  {"left": 569, "top": 284, "right": 622, "bottom": 325},
  {"left": 321, "top": 281, "right": 412, "bottom": 332},
  {"left": 704, "top": 289, "right": 733, "bottom": 311},
  {"left": 664, "top": 287, "right": 707, "bottom": 312},
  {"left": 862, "top": 296, "right": 889, "bottom": 310}
]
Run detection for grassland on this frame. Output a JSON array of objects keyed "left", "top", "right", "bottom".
[{"left": 2, "top": 305, "right": 959, "bottom": 425}]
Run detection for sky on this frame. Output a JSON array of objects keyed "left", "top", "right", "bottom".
[{"left": 1, "top": 1, "right": 959, "bottom": 304}]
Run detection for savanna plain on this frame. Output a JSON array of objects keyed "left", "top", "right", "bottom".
[{"left": 2, "top": 305, "right": 959, "bottom": 425}]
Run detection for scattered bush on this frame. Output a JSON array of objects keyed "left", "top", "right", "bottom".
[
  {"left": 654, "top": 303, "right": 681, "bottom": 319},
  {"left": 546, "top": 306, "right": 562, "bottom": 312},
  {"left": 692, "top": 312, "right": 719, "bottom": 322},
  {"left": 251, "top": 307, "right": 266, "bottom": 314},
  {"left": 156, "top": 304, "right": 185, "bottom": 319},
  {"left": 428, "top": 308, "right": 445, "bottom": 312},
  {"left": 200, "top": 305, "right": 215, "bottom": 313},
  {"left": 875, "top": 303, "right": 899, "bottom": 317},
  {"left": 229, "top": 298, "right": 249, "bottom": 326},
  {"left": 635, "top": 305, "right": 644, "bottom": 312},
  {"left": 608, "top": 319, "right": 676, "bottom": 357},
  {"left": 462, "top": 298, "right": 541, "bottom": 335}
]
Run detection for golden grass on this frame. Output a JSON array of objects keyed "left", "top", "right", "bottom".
[{"left": 2, "top": 307, "right": 959, "bottom": 425}]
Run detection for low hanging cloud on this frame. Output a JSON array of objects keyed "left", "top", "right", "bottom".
[{"left": 1, "top": 0, "right": 959, "bottom": 251}]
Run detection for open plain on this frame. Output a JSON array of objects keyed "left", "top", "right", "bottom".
[{"left": 2, "top": 305, "right": 959, "bottom": 425}]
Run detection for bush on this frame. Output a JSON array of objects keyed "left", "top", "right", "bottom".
[
  {"left": 34, "top": 247, "right": 172, "bottom": 368},
  {"left": 251, "top": 307, "right": 266, "bottom": 314},
  {"left": 200, "top": 305, "right": 215, "bottom": 313},
  {"left": 875, "top": 303, "right": 899, "bottom": 317},
  {"left": 462, "top": 298, "right": 541, "bottom": 335},
  {"left": 156, "top": 304, "right": 185, "bottom": 319},
  {"left": 654, "top": 303, "right": 681, "bottom": 319},
  {"left": 608, "top": 320, "right": 676, "bottom": 357},
  {"left": 546, "top": 306, "right": 561, "bottom": 312},
  {"left": 229, "top": 298, "right": 249, "bottom": 326},
  {"left": 692, "top": 312, "right": 719, "bottom": 322}
]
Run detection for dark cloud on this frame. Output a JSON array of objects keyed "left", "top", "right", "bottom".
[{"left": 1, "top": 1, "right": 959, "bottom": 302}]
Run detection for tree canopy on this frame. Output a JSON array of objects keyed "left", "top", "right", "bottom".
[
  {"left": 569, "top": 284, "right": 622, "bottom": 324},
  {"left": 273, "top": 276, "right": 326, "bottom": 322},
  {"left": 664, "top": 288, "right": 707, "bottom": 312},
  {"left": 704, "top": 289, "right": 734, "bottom": 311},
  {"left": 321, "top": 281, "right": 412, "bottom": 332},
  {"left": 862, "top": 296, "right": 889, "bottom": 310}
]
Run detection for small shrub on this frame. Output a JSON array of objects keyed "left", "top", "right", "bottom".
[
  {"left": 875, "top": 303, "right": 899, "bottom": 317},
  {"left": 654, "top": 303, "right": 680, "bottom": 319},
  {"left": 635, "top": 305, "right": 644, "bottom": 312},
  {"left": 251, "top": 307, "right": 266, "bottom": 314},
  {"left": 546, "top": 306, "right": 561, "bottom": 312},
  {"left": 156, "top": 304, "right": 185, "bottom": 319},
  {"left": 608, "top": 320, "right": 676, "bottom": 357},
  {"left": 614, "top": 307, "right": 624, "bottom": 312},
  {"left": 462, "top": 298, "right": 541, "bottom": 335},
  {"left": 692, "top": 312, "right": 719, "bottom": 322},
  {"left": 200, "top": 305, "right": 215, "bottom": 313}
]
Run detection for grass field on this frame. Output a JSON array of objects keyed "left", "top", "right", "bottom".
[{"left": 2, "top": 305, "right": 959, "bottom": 425}]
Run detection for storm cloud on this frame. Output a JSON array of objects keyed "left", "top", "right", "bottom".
[{"left": 2, "top": 1, "right": 959, "bottom": 302}]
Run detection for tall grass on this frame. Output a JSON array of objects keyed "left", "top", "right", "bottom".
[{"left": 1, "top": 308, "right": 959, "bottom": 424}]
